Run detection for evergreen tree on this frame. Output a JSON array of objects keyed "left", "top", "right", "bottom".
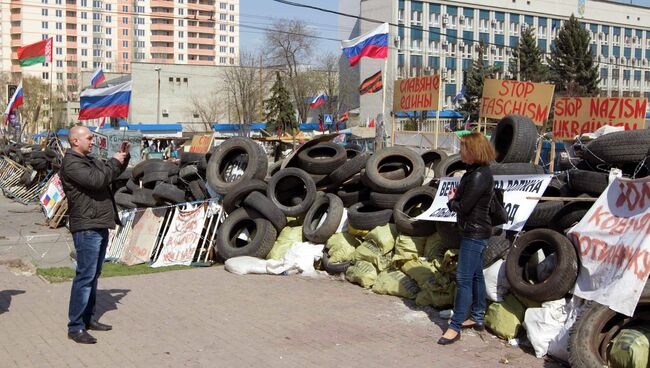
[
  {"left": 548, "top": 14, "right": 600, "bottom": 96},
  {"left": 460, "top": 43, "right": 501, "bottom": 122},
  {"left": 264, "top": 72, "right": 297, "bottom": 134},
  {"left": 508, "top": 27, "right": 549, "bottom": 82}
]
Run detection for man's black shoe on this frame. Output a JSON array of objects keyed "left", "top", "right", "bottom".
[
  {"left": 68, "top": 330, "right": 97, "bottom": 344},
  {"left": 86, "top": 320, "right": 112, "bottom": 331}
]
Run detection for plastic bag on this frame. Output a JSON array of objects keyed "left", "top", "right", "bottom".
[
  {"left": 348, "top": 224, "right": 369, "bottom": 238},
  {"left": 523, "top": 298, "right": 568, "bottom": 358},
  {"left": 353, "top": 240, "right": 391, "bottom": 272},
  {"left": 415, "top": 277, "right": 456, "bottom": 308},
  {"left": 267, "top": 226, "right": 304, "bottom": 260},
  {"left": 547, "top": 296, "right": 587, "bottom": 363},
  {"left": 485, "top": 293, "right": 526, "bottom": 340},
  {"left": 609, "top": 328, "right": 650, "bottom": 368},
  {"left": 326, "top": 232, "right": 361, "bottom": 250},
  {"left": 484, "top": 259, "right": 510, "bottom": 302},
  {"left": 372, "top": 270, "right": 420, "bottom": 299},
  {"left": 423, "top": 233, "right": 444, "bottom": 260},
  {"left": 364, "top": 224, "right": 398, "bottom": 254},
  {"left": 224, "top": 256, "right": 269, "bottom": 275},
  {"left": 266, "top": 242, "right": 324, "bottom": 276},
  {"left": 345, "top": 260, "right": 378, "bottom": 288},
  {"left": 392, "top": 234, "right": 427, "bottom": 264},
  {"left": 401, "top": 259, "right": 435, "bottom": 287}
]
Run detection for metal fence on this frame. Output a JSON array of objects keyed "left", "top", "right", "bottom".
[{"left": 0, "top": 157, "right": 53, "bottom": 205}]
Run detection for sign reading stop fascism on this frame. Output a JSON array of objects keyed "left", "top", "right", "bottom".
[
  {"left": 392, "top": 75, "right": 440, "bottom": 112},
  {"left": 480, "top": 79, "right": 555, "bottom": 125},
  {"left": 552, "top": 97, "right": 647, "bottom": 140}
]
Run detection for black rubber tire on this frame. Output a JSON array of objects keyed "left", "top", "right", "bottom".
[
  {"left": 434, "top": 154, "right": 468, "bottom": 178},
  {"left": 188, "top": 180, "right": 208, "bottom": 201},
  {"left": 435, "top": 222, "right": 462, "bottom": 250},
  {"left": 131, "top": 188, "right": 159, "bottom": 207},
  {"left": 344, "top": 143, "right": 363, "bottom": 152},
  {"left": 143, "top": 161, "right": 179, "bottom": 175},
  {"left": 337, "top": 184, "right": 371, "bottom": 207},
  {"left": 505, "top": 229, "right": 578, "bottom": 303},
  {"left": 215, "top": 207, "right": 277, "bottom": 261},
  {"left": 207, "top": 137, "right": 268, "bottom": 195},
  {"left": 142, "top": 171, "right": 170, "bottom": 186},
  {"left": 421, "top": 149, "right": 447, "bottom": 185},
  {"left": 489, "top": 163, "right": 545, "bottom": 175},
  {"left": 328, "top": 151, "right": 368, "bottom": 185},
  {"left": 368, "top": 192, "right": 403, "bottom": 210},
  {"left": 548, "top": 200, "right": 593, "bottom": 234},
  {"left": 568, "top": 283, "right": 650, "bottom": 368},
  {"left": 44, "top": 148, "right": 57, "bottom": 159},
  {"left": 364, "top": 147, "right": 424, "bottom": 194},
  {"left": 126, "top": 178, "right": 140, "bottom": 192},
  {"left": 116, "top": 168, "right": 133, "bottom": 181},
  {"left": 483, "top": 231, "right": 511, "bottom": 268},
  {"left": 347, "top": 201, "right": 393, "bottom": 230},
  {"left": 132, "top": 159, "right": 163, "bottom": 179},
  {"left": 302, "top": 193, "right": 344, "bottom": 244},
  {"left": 393, "top": 186, "right": 437, "bottom": 237},
  {"left": 297, "top": 142, "right": 347, "bottom": 175},
  {"left": 265, "top": 160, "right": 283, "bottom": 182},
  {"left": 526, "top": 200, "right": 564, "bottom": 228},
  {"left": 180, "top": 152, "right": 206, "bottom": 166},
  {"left": 222, "top": 179, "right": 267, "bottom": 214},
  {"left": 242, "top": 191, "right": 287, "bottom": 232},
  {"left": 152, "top": 183, "right": 186, "bottom": 204},
  {"left": 567, "top": 169, "right": 609, "bottom": 195},
  {"left": 491, "top": 115, "right": 538, "bottom": 163},
  {"left": 583, "top": 129, "right": 650, "bottom": 166},
  {"left": 179, "top": 165, "right": 201, "bottom": 181},
  {"left": 321, "top": 250, "right": 350, "bottom": 275},
  {"left": 267, "top": 168, "right": 317, "bottom": 216},
  {"left": 115, "top": 192, "right": 137, "bottom": 209}
]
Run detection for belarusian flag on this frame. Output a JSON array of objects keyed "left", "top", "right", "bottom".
[{"left": 17, "top": 38, "right": 53, "bottom": 67}]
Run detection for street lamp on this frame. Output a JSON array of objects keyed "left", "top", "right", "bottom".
[{"left": 154, "top": 66, "right": 161, "bottom": 125}]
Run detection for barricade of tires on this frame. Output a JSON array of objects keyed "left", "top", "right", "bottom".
[{"left": 0, "top": 142, "right": 61, "bottom": 187}]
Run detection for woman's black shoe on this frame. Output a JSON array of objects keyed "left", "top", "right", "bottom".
[
  {"left": 437, "top": 333, "right": 461, "bottom": 345},
  {"left": 461, "top": 322, "right": 485, "bottom": 331}
]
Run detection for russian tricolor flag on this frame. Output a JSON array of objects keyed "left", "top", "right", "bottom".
[
  {"left": 309, "top": 93, "right": 326, "bottom": 109},
  {"left": 341, "top": 23, "right": 389, "bottom": 67},
  {"left": 4, "top": 81, "right": 23, "bottom": 124},
  {"left": 90, "top": 68, "right": 106, "bottom": 88},
  {"left": 79, "top": 81, "right": 131, "bottom": 120}
]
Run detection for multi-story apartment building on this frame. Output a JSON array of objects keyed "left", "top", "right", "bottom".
[
  {"left": 341, "top": 0, "right": 650, "bottom": 121},
  {"left": 0, "top": 0, "right": 239, "bottom": 98}
]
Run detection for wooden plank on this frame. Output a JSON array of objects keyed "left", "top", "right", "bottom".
[{"left": 526, "top": 196, "right": 597, "bottom": 202}]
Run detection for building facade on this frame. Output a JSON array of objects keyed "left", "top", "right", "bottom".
[
  {"left": 0, "top": 0, "right": 239, "bottom": 98},
  {"left": 340, "top": 0, "right": 650, "bottom": 122}
]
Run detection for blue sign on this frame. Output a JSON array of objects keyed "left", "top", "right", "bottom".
[{"left": 324, "top": 115, "right": 333, "bottom": 124}]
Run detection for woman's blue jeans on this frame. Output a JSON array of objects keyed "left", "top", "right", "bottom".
[
  {"left": 448, "top": 237, "right": 488, "bottom": 332},
  {"left": 68, "top": 229, "right": 108, "bottom": 332}
]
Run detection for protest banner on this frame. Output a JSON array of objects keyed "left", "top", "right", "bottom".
[
  {"left": 189, "top": 134, "right": 214, "bottom": 153},
  {"left": 392, "top": 74, "right": 440, "bottom": 112},
  {"left": 92, "top": 131, "right": 109, "bottom": 160},
  {"left": 479, "top": 79, "right": 555, "bottom": 125},
  {"left": 552, "top": 97, "right": 647, "bottom": 140},
  {"left": 40, "top": 173, "right": 65, "bottom": 219},
  {"left": 151, "top": 205, "right": 206, "bottom": 268},
  {"left": 568, "top": 175, "right": 650, "bottom": 316},
  {"left": 416, "top": 174, "right": 553, "bottom": 231},
  {"left": 120, "top": 208, "right": 167, "bottom": 266}
]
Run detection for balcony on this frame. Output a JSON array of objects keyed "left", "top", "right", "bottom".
[
  {"left": 11, "top": 26, "right": 21, "bottom": 34},
  {"left": 66, "top": 54, "right": 78, "bottom": 61},
  {"left": 150, "top": 57, "right": 174, "bottom": 64},
  {"left": 10, "top": 12, "right": 22, "bottom": 21},
  {"left": 187, "top": 1, "right": 214, "bottom": 12},
  {"left": 188, "top": 25, "right": 214, "bottom": 34},
  {"left": 188, "top": 36, "right": 213, "bottom": 45},
  {"left": 66, "top": 15, "right": 77, "bottom": 23},
  {"left": 151, "top": 22, "right": 174, "bottom": 31},
  {"left": 151, "top": 0, "right": 174, "bottom": 8},
  {"left": 151, "top": 34, "right": 174, "bottom": 43},
  {"left": 11, "top": 38, "right": 22, "bottom": 47},
  {"left": 66, "top": 41, "right": 78, "bottom": 48},
  {"left": 188, "top": 48, "right": 214, "bottom": 56},
  {"left": 150, "top": 46, "right": 174, "bottom": 54}
]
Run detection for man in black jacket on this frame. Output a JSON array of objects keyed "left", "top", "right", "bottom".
[{"left": 60, "top": 125, "right": 129, "bottom": 344}]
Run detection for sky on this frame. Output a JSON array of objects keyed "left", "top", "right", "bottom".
[{"left": 238, "top": 0, "right": 650, "bottom": 61}]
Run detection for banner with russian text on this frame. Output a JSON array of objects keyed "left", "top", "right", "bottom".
[
  {"left": 416, "top": 174, "right": 552, "bottom": 231},
  {"left": 392, "top": 75, "right": 440, "bottom": 112},
  {"left": 480, "top": 79, "right": 555, "bottom": 125},
  {"left": 120, "top": 208, "right": 167, "bottom": 266},
  {"left": 568, "top": 175, "right": 650, "bottom": 316},
  {"left": 552, "top": 97, "right": 647, "bottom": 140},
  {"left": 151, "top": 205, "right": 206, "bottom": 268}
]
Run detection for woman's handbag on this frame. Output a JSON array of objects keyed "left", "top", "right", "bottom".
[{"left": 489, "top": 188, "right": 508, "bottom": 226}]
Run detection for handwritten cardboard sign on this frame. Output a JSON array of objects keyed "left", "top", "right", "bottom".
[
  {"left": 120, "top": 208, "right": 167, "bottom": 266},
  {"left": 416, "top": 174, "right": 552, "bottom": 231},
  {"left": 552, "top": 97, "right": 647, "bottom": 140},
  {"left": 393, "top": 75, "right": 440, "bottom": 112},
  {"left": 189, "top": 134, "right": 214, "bottom": 153},
  {"left": 151, "top": 205, "right": 206, "bottom": 268},
  {"left": 568, "top": 176, "right": 650, "bottom": 316},
  {"left": 480, "top": 79, "right": 555, "bottom": 125}
]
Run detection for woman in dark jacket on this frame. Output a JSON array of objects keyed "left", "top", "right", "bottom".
[{"left": 438, "top": 132, "right": 496, "bottom": 345}]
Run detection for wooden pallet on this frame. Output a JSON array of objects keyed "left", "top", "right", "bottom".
[{"left": 46, "top": 198, "right": 68, "bottom": 229}]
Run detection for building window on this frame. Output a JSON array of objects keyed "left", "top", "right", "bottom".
[
  {"left": 105, "top": 15, "right": 111, "bottom": 22},
  {"left": 122, "top": 40, "right": 128, "bottom": 47},
  {"left": 122, "top": 5, "right": 128, "bottom": 11},
  {"left": 57, "top": 72, "right": 63, "bottom": 80},
  {"left": 81, "top": 36, "right": 87, "bottom": 44},
  {"left": 42, "top": 21, "right": 48, "bottom": 29},
  {"left": 123, "top": 64, "right": 129, "bottom": 71},
  {"left": 81, "top": 61, "right": 87, "bottom": 68},
  {"left": 106, "top": 51, "right": 112, "bottom": 58},
  {"left": 219, "top": 46, "right": 226, "bottom": 52},
  {"left": 220, "top": 2, "right": 226, "bottom": 9},
  {"left": 56, "top": 47, "right": 63, "bottom": 55},
  {"left": 56, "top": 60, "right": 63, "bottom": 67},
  {"left": 179, "top": 43, "right": 184, "bottom": 49},
  {"left": 81, "top": 49, "right": 87, "bottom": 56},
  {"left": 42, "top": 9, "right": 48, "bottom": 16},
  {"left": 178, "top": 54, "right": 184, "bottom": 61},
  {"left": 56, "top": 35, "right": 63, "bottom": 42},
  {"left": 123, "top": 29, "right": 128, "bottom": 36},
  {"left": 220, "top": 24, "right": 226, "bottom": 31},
  {"left": 122, "top": 52, "right": 128, "bottom": 59},
  {"left": 122, "top": 17, "right": 128, "bottom": 24},
  {"left": 178, "top": 20, "right": 184, "bottom": 26},
  {"left": 42, "top": 72, "right": 49, "bottom": 79},
  {"left": 179, "top": 31, "right": 184, "bottom": 37},
  {"left": 106, "top": 27, "right": 111, "bottom": 35},
  {"left": 106, "top": 39, "right": 112, "bottom": 46}
]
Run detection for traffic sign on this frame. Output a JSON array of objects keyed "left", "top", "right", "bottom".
[{"left": 324, "top": 114, "right": 333, "bottom": 124}]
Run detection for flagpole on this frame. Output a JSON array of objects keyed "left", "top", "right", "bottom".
[{"left": 49, "top": 56, "right": 53, "bottom": 134}]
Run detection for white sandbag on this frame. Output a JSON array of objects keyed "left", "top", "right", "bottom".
[
  {"left": 523, "top": 298, "right": 568, "bottom": 358},
  {"left": 266, "top": 242, "right": 325, "bottom": 276},
  {"left": 225, "top": 256, "right": 269, "bottom": 275},
  {"left": 484, "top": 259, "right": 509, "bottom": 302},
  {"left": 547, "top": 296, "right": 587, "bottom": 363}
]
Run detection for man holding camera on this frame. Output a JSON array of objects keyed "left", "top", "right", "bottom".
[{"left": 60, "top": 125, "right": 130, "bottom": 344}]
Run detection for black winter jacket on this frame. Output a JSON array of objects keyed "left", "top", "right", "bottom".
[
  {"left": 60, "top": 151, "right": 129, "bottom": 233},
  {"left": 446, "top": 164, "right": 494, "bottom": 239}
]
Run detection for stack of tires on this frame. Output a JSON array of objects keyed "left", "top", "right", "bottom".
[{"left": 0, "top": 143, "right": 62, "bottom": 187}]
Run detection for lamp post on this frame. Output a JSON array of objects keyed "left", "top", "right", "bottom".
[{"left": 154, "top": 66, "right": 161, "bottom": 125}]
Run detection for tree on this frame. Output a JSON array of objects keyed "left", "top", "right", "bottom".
[
  {"left": 264, "top": 20, "right": 315, "bottom": 124},
  {"left": 188, "top": 91, "right": 222, "bottom": 132},
  {"left": 548, "top": 14, "right": 600, "bottom": 96},
  {"left": 460, "top": 43, "right": 501, "bottom": 122},
  {"left": 508, "top": 27, "right": 549, "bottom": 82},
  {"left": 222, "top": 52, "right": 271, "bottom": 136},
  {"left": 21, "top": 76, "right": 52, "bottom": 134},
  {"left": 264, "top": 72, "right": 297, "bottom": 135}
]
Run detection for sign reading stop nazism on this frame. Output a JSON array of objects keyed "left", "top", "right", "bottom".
[
  {"left": 552, "top": 97, "right": 647, "bottom": 140},
  {"left": 392, "top": 74, "right": 441, "bottom": 112},
  {"left": 480, "top": 79, "right": 555, "bottom": 125}
]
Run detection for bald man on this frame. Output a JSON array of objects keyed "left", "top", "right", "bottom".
[{"left": 59, "top": 125, "right": 130, "bottom": 344}]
